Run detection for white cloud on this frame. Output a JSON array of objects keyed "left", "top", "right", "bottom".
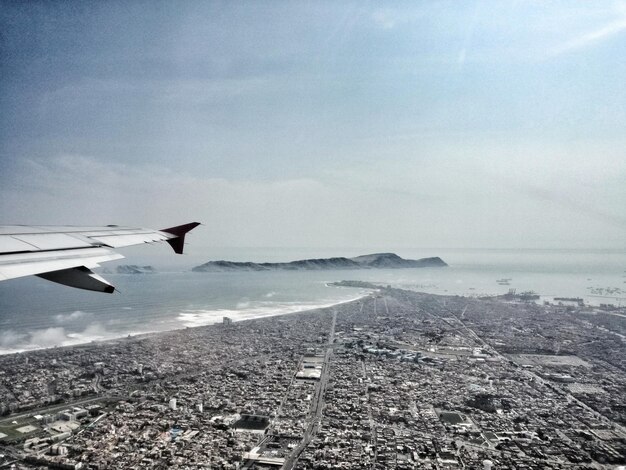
[
  {"left": 549, "top": 17, "right": 626, "bottom": 56},
  {"left": 1, "top": 150, "right": 624, "bottom": 250}
]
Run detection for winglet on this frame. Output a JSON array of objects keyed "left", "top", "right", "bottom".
[{"left": 160, "top": 222, "right": 201, "bottom": 254}]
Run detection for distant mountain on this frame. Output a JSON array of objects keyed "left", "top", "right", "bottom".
[
  {"left": 350, "top": 253, "right": 444, "bottom": 268},
  {"left": 192, "top": 253, "right": 447, "bottom": 272},
  {"left": 115, "top": 265, "right": 156, "bottom": 274}
]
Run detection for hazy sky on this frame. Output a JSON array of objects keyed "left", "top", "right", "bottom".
[{"left": 1, "top": 1, "right": 625, "bottom": 251}]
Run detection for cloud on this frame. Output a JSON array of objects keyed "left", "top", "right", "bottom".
[
  {"left": 549, "top": 17, "right": 626, "bottom": 56},
  {"left": 457, "top": 0, "right": 482, "bottom": 68},
  {"left": 3, "top": 2, "right": 624, "bottom": 258},
  {"left": 0, "top": 154, "right": 342, "bottom": 246},
  {"left": 1, "top": 149, "right": 624, "bottom": 250},
  {"left": 510, "top": 182, "right": 626, "bottom": 229}
]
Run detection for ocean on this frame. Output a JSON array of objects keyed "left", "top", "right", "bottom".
[{"left": 0, "top": 248, "right": 624, "bottom": 355}]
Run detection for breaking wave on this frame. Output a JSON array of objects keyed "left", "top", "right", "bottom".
[
  {"left": 0, "top": 322, "right": 154, "bottom": 355},
  {"left": 178, "top": 295, "right": 368, "bottom": 328}
]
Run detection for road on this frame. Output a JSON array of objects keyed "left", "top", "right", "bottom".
[{"left": 282, "top": 310, "right": 336, "bottom": 470}]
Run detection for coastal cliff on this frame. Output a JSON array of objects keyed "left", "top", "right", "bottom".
[{"left": 192, "top": 253, "right": 447, "bottom": 272}]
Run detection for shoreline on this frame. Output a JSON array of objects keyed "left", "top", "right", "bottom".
[
  {"left": 2, "top": 271, "right": 623, "bottom": 356},
  {"left": 0, "top": 292, "right": 373, "bottom": 357}
]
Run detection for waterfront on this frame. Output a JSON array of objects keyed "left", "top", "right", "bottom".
[
  {"left": 0, "top": 286, "right": 624, "bottom": 468},
  {"left": 0, "top": 248, "right": 624, "bottom": 354}
]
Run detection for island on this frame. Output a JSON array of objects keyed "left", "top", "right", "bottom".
[
  {"left": 114, "top": 265, "right": 156, "bottom": 274},
  {"left": 192, "top": 252, "right": 447, "bottom": 272}
]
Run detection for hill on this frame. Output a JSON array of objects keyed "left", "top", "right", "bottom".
[
  {"left": 115, "top": 265, "right": 156, "bottom": 274},
  {"left": 192, "top": 253, "right": 447, "bottom": 272}
]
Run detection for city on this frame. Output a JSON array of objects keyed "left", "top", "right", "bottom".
[{"left": 1, "top": 285, "right": 625, "bottom": 469}]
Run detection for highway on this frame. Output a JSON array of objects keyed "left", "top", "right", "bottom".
[{"left": 282, "top": 309, "right": 336, "bottom": 470}]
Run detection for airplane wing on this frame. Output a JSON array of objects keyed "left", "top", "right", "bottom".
[{"left": 0, "top": 222, "right": 200, "bottom": 293}]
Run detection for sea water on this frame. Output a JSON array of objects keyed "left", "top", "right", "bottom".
[{"left": 0, "top": 248, "right": 623, "bottom": 354}]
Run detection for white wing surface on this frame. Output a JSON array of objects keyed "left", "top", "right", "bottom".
[{"left": 0, "top": 222, "right": 200, "bottom": 293}]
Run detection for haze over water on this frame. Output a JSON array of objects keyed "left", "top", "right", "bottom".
[
  {"left": 0, "top": 248, "right": 623, "bottom": 355},
  {"left": 1, "top": 3, "right": 624, "bottom": 357}
]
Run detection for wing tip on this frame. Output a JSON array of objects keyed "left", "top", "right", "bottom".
[{"left": 160, "top": 222, "right": 201, "bottom": 254}]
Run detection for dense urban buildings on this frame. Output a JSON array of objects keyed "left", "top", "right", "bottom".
[{"left": 1, "top": 286, "right": 625, "bottom": 469}]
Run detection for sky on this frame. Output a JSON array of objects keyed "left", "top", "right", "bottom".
[{"left": 1, "top": 0, "right": 625, "bottom": 253}]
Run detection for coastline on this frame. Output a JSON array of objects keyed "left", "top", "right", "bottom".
[
  {"left": 2, "top": 256, "right": 624, "bottom": 356},
  {"left": 0, "top": 292, "right": 373, "bottom": 357}
]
